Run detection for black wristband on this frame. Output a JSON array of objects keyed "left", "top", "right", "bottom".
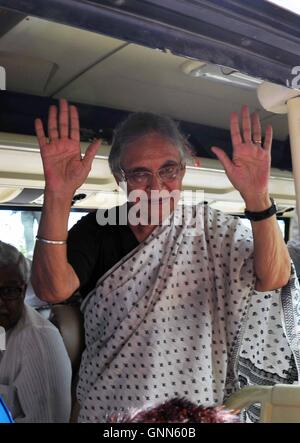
[{"left": 244, "top": 198, "right": 277, "bottom": 221}]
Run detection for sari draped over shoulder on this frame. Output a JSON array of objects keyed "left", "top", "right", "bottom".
[{"left": 77, "top": 203, "right": 300, "bottom": 422}]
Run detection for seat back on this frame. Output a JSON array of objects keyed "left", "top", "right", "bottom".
[
  {"left": 49, "top": 304, "right": 85, "bottom": 422},
  {"left": 49, "top": 304, "right": 85, "bottom": 376},
  {"left": 225, "top": 384, "right": 300, "bottom": 422}
]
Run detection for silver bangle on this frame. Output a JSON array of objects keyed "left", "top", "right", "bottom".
[{"left": 36, "top": 236, "right": 67, "bottom": 245}]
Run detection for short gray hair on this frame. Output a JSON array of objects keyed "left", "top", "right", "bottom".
[
  {"left": 109, "top": 112, "right": 192, "bottom": 173},
  {"left": 0, "top": 241, "right": 30, "bottom": 284}
]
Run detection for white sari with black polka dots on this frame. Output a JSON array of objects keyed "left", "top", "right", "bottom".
[{"left": 77, "top": 203, "right": 300, "bottom": 422}]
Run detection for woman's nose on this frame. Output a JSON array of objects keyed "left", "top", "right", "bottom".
[{"left": 148, "top": 172, "right": 164, "bottom": 191}]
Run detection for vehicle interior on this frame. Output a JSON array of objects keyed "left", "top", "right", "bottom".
[
  {"left": 0, "top": 0, "right": 299, "bottom": 423},
  {"left": 0, "top": 10, "right": 295, "bottom": 254}
]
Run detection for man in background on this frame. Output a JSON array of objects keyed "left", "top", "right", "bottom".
[{"left": 0, "top": 241, "right": 71, "bottom": 422}]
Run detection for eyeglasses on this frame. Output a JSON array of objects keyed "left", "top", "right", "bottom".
[
  {"left": 120, "top": 162, "right": 185, "bottom": 187},
  {"left": 0, "top": 287, "right": 24, "bottom": 301}
]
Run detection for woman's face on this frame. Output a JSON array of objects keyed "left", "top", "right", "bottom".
[{"left": 115, "top": 133, "right": 186, "bottom": 224}]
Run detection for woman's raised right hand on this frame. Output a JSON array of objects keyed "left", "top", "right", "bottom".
[{"left": 35, "top": 98, "right": 100, "bottom": 195}]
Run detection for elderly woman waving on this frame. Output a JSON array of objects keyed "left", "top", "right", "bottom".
[{"left": 32, "top": 100, "right": 298, "bottom": 423}]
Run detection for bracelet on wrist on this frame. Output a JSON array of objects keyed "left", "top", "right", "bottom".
[{"left": 36, "top": 236, "right": 67, "bottom": 245}]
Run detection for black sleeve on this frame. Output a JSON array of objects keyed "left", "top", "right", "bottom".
[{"left": 67, "top": 211, "right": 102, "bottom": 289}]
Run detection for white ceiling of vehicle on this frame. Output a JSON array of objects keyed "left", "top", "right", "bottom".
[
  {"left": 0, "top": 15, "right": 295, "bottom": 211},
  {"left": 0, "top": 15, "right": 289, "bottom": 140}
]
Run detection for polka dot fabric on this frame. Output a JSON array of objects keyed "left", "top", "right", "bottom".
[
  {"left": 235, "top": 266, "right": 300, "bottom": 422},
  {"left": 240, "top": 290, "right": 292, "bottom": 378},
  {"left": 77, "top": 204, "right": 258, "bottom": 422}
]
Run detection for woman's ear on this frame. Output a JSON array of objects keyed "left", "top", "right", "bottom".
[
  {"left": 193, "top": 157, "right": 201, "bottom": 167},
  {"left": 184, "top": 144, "right": 201, "bottom": 168}
]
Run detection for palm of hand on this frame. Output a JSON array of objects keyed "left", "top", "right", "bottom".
[
  {"left": 211, "top": 106, "right": 273, "bottom": 200},
  {"left": 35, "top": 100, "right": 100, "bottom": 194},
  {"left": 42, "top": 139, "right": 88, "bottom": 192},
  {"left": 228, "top": 142, "right": 271, "bottom": 197}
]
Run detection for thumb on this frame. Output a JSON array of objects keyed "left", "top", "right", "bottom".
[
  {"left": 83, "top": 139, "right": 101, "bottom": 168},
  {"left": 211, "top": 146, "right": 233, "bottom": 174}
]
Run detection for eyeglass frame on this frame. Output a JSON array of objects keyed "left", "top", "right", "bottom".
[{"left": 118, "top": 161, "right": 186, "bottom": 187}]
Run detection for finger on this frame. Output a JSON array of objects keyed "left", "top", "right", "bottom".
[
  {"left": 35, "top": 118, "right": 48, "bottom": 149},
  {"left": 251, "top": 112, "right": 262, "bottom": 145},
  {"left": 211, "top": 146, "right": 233, "bottom": 174},
  {"left": 241, "top": 105, "right": 252, "bottom": 143},
  {"left": 82, "top": 139, "right": 101, "bottom": 169},
  {"left": 59, "top": 98, "right": 69, "bottom": 138},
  {"left": 70, "top": 105, "right": 80, "bottom": 142},
  {"left": 263, "top": 124, "right": 273, "bottom": 151},
  {"left": 230, "top": 112, "right": 242, "bottom": 148},
  {"left": 48, "top": 105, "right": 59, "bottom": 140}
]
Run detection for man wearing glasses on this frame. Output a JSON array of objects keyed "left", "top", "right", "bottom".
[
  {"left": 32, "top": 100, "right": 298, "bottom": 422},
  {"left": 0, "top": 241, "right": 72, "bottom": 422}
]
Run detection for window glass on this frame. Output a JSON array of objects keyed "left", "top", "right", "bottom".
[
  {"left": 240, "top": 218, "right": 286, "bottom": 238},
  {"left": 0, "top": 209, "right": 88, "bottom": 259}
]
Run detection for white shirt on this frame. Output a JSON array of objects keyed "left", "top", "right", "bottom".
[
  {"left": 0, "top": 304, "right": 72, "bottom": 423},
  {"left": 24, "top": 280, "right": 49, "bottom": 310}
]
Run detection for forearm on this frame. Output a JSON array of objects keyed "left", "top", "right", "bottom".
[
  {"left": 246, "top": 194, "right": 291, "bottom": 291},
  {"left": 31, "top": 190, "right": 80, "bottom": 303}
]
